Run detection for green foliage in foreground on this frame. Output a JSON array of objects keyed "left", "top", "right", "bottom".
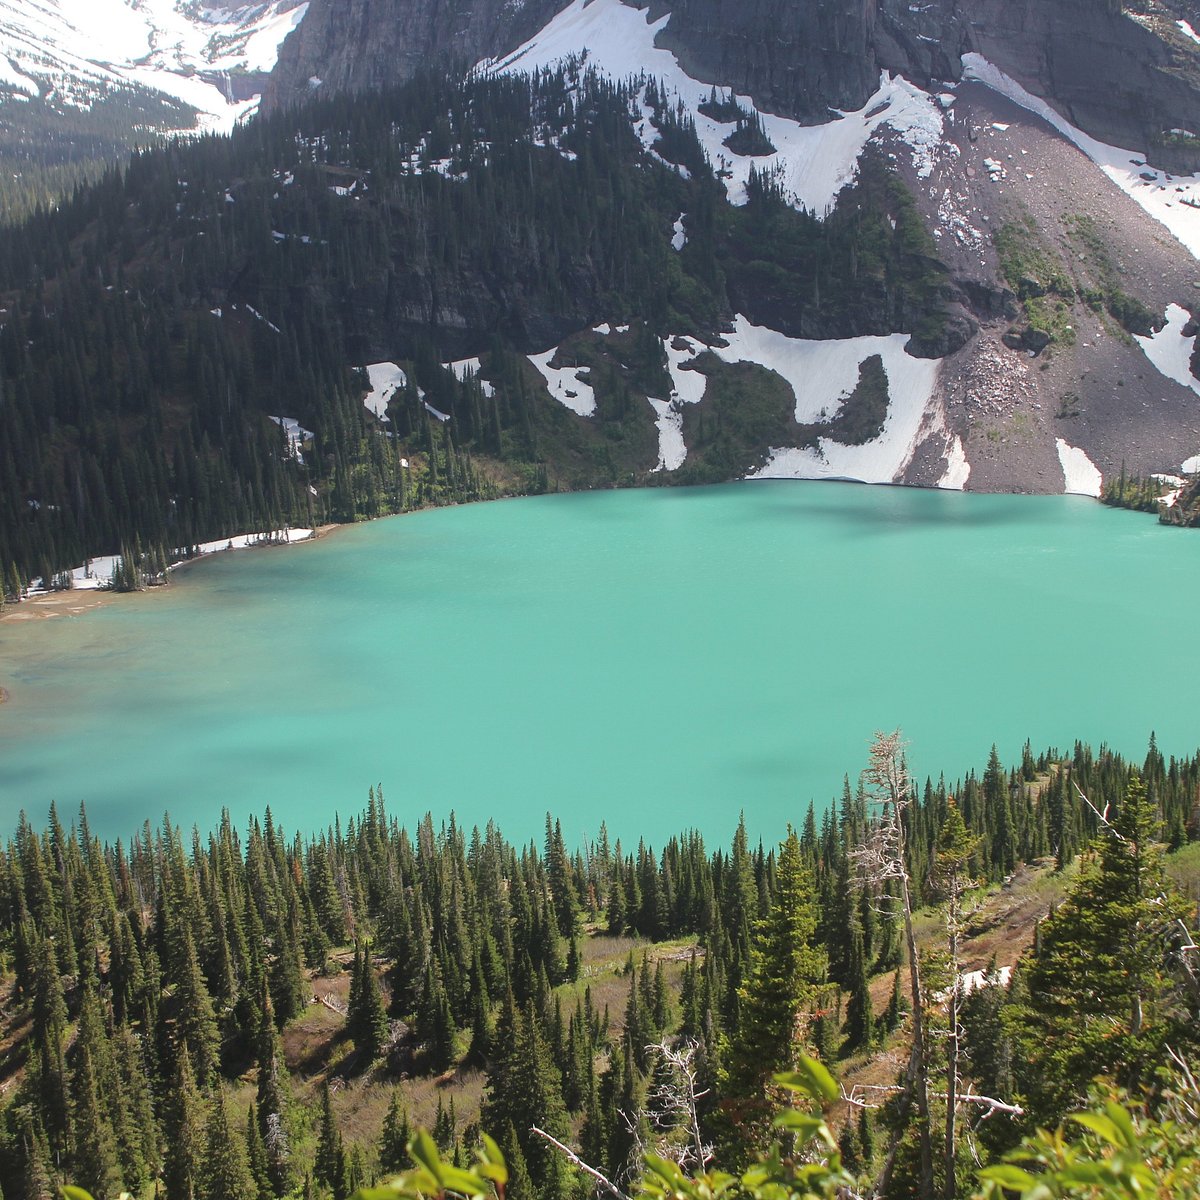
[{"left": 65, "top": 1056, "right": 1200, "bottom": 1200}]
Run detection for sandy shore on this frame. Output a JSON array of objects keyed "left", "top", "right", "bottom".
[{"left": 0, "top": 524, "right": 341, "bottom": 629}]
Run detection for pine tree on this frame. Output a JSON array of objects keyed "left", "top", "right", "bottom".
[
  {"left": 842, "top": 912, "right": 874, "bottom": 1052},
  {"left": 1009, "top": 774, "right": 1196, "bottom": 1128},
  {"left": 348, "top": 940, "right": 389, "bottom": 1063},
  {"left": 314, "top": 1082, "right": 346, "bottom": 1200},
  {"left": 930, "top": 801, "right": 980, "bottom": 1200},
  {"left": 175, "top": 924, "right": 220, "bottom": 1085},
  {"left": 884, "top": 967, "right": 905, "bottom": 1033},
  {"left": 255, "top": 984, "right": 296, "bottom": 1197},
  {"left": 722, "top": 829, "right": 825, "bottom": 1141},
  {"left": 199, "top": 1088, "right": 256, "bottom": 1200},
  {"left": 70, "top": 1047, "right": 122, "bottom": 1199},
  {"left": 246, "top": 1105, "right": 273, "bottom": 1200},
  {"left": 377, "top": 1089, "right": 411, "bottom": 1176}
]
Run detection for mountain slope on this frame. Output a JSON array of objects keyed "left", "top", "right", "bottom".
[
  {"left": 0, "top": 0, "right": 305, "bottom": 218},
  {"left": 0, "top": 0, "right": 306, "bottom": 123},
  {"left": 4, "top": 0, "right": 1200, "bottom": 591}
]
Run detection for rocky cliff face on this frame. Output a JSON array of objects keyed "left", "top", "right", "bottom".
[
  {"left": 266, "top": 0, "right": 566, "bottom": 107},
  {"left": 269, "top": 0, "right": 1200, "bottom": 158},
  {"left": 652, "top": 0, "right": 879, "bottom": 122},
  {"left": 878, "top": 0, "right": 1200, "bottom": 158}
]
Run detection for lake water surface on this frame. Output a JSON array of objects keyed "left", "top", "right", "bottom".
[{"left": 0, "top": 482, "right": 1195, "bottom": 847}]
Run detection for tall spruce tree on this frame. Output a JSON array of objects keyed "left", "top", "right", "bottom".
[
  {"left": 199, "top": 1088, "right": 256, "bottom": 1200},
  {"left": 1008, "top": 774, "right": 1196, "bottom": 1129},
  {"left": 721, "top": 829, "right": 825, "bottom": 1142}
]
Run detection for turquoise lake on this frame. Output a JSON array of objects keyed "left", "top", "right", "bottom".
[{"left": 0, "top": 482, "right": 1195, "bottom": 848}]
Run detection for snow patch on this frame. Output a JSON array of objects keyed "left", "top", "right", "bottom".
[
  {"left": 488, "top": 0, "right": 943, "bottom": 214},
  {"left": 46, "top": 528, "right": 314, "bottom": 593},
  {"left": 1056, "top": 438, "right": 1102, "bottom": 496},
  {"left": 1134, "top": 304, "right": 1200, "bottom": 394},
  {"left": 0, "top": 0, "right": 307, "bottom": 134},
  {"left": 528, "top": 347, "right": 596, "bottom": 415},
  {"left": 938, "top": 435, "right": 971, "bottom": 490},
  {"left": 445, "top": 355, "right": 496, "bottom": 398},
  {"left": 363, "top": 362, "right": 408, "bottom": 418},
  {"left": 269, "top": 415, "right": 313, "bottom": 462},
  {"left": 711, "top": 317, "right": 928, "bottom": 426},
  {"left": 963, "top": 54, "right": 1200, "bottom": 259},
  {"left": 662, "top": 336, "right": 709, "bottom": 406},
  {"left": 726, "top": 321, "right": 940, "bottom": 484},
  {"left": 671, "top": 213, "right": 686, "bottom": 251},
  {"left": 647, "top": 397, "right": 686, "bottom": 471}
]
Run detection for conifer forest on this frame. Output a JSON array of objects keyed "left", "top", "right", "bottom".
[
  {"left": 1, "top": 735, "right": 1198, "bottom": 1199},
  {"left": 0, "top": 65, "right": 950, "bottom": 592}
]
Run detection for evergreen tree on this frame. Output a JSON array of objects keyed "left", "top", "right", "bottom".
[
  {"left": 1008, "top": 775, "right": 1196, "bottom": 1129},
  {"left": 255, "top": 985, "right": 296, "bottom": 1197},
  {"left": 842, "top": 913, "right": 874, "bottom": 1052},
  {"left": 348, "top": 940, "right": 389, "bottom": 1063},
  {"left": 314, "top": 1082, "right": 347, "bottom": 1200},
  {"left": 377, "top": 1090, "right": 411, "bottom": 1177},
  {"left": 246, "top": 1106, "right": 272, "bottom": 1200},
  {"left": 721, "top": 829, "right": 825, "bottom": 1140},
  {"left": 199, "top": 1089, "right": 256, "bottom": 1200}
]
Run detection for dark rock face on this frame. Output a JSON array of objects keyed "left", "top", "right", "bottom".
[
  {"left": 265, "top": 0, "right": 568, "bottom": 108},
  {"left": 268, "top": 0, "right": 1200, "bottom": 162},
  {"left": 653, "top": 0, "right": 879, "bottom": 123},
  {"left": 878, "top": 0, "right": 1200, "bottom": 158}
]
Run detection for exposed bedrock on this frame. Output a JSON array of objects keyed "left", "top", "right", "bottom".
[{"left": 269, "top": 0, "right": 1200, "bottom": 164}]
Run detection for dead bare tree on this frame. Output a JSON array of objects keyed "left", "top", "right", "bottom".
[
  {"left": 850, "top": 730, "right": 934, "bottom": 1200},
  {"left": 644, "top": 1038, "right": 712, "bottom": 1171}
]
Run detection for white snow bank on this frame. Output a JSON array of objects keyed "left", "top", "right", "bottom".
[
  {"left": 208, "top": 3, "right": 310, "bottom": 73},
  {"left": 663, "top": 336, "right": 709, "bottom": 406},
  {"left": 363, "top": 362, "right": 408, "bottom": 418},
  {"left": 963, "top": 54, "right": 1200, "bottom": 259},
  {"left": 707, "top": 317, "right": 941, "bottom": 484},
  {"left": 1133, "top": 306, "right": 1200, "bottom": 473},
  {"left": 445, "top": 355, "right": 496, "bottom": 398},
  {"left": 1180, "top": 19, "right": 1200, "bottom": 45},
  {"left": 1056, "top": 438, "right": 1103, "bottom": 496},
  {"left": 42, "top": 529, "right": 315, "bottom": 593},
  {"left": 269, "top": 415, "right": 313, "bottom": 462},
  {"left": 528, "top": 347, "right": 596, "bottom": 415},
  {"left": 647, "top": 397, "right": 686, "bottom": 471},
  {"left": 711, "top": 316, "right": 929, "bottom": 426},
  {"left": 744, "top": 345, "right": 940, "bottom": 480},
  {"left": 671, "top": 213, "right": 686, "bottom": 251},
  {"left": 1134, "top": 303, "right": 1199, "bottom": 394},
  {"left": 489, "top": 0, "right": 944, "bottom": 214},
  {"left": 939, "top": 435, "right": 971, "bottom": 490}
]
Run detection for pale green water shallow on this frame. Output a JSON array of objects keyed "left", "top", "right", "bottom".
[{"left": 0, "top": 482, "right": 1196, "bottom": 847}]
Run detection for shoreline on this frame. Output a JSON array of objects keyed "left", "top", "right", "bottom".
[
  {"left": 0, "top": 523, "right": 342, "bottom": 629},
  {"left": 0, "top": 478, "right": 1146, "bottom": 636}
]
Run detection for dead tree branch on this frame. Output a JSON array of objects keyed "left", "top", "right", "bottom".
[{"left": 531, "top": 1127, "right": 632, "bottom": 1200}]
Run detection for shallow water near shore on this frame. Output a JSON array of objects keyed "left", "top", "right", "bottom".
[{"left": 0, "top": 481, "right": 1195, "bottom": 847}]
